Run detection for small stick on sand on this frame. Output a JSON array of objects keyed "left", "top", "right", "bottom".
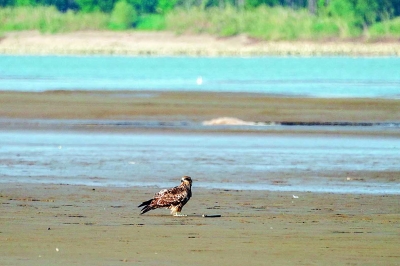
[{"left": 202, "top": 214, "right": 222, "bottom": 218}]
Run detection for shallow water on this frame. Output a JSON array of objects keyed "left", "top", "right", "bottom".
[
  {"left": 1, "top": 56, "right": 400, "bottom": 98},
  {"left": 1, "top": 130, "right": 399, "bottom": 194}
]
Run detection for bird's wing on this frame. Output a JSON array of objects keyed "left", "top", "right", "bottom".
[{"left": 154, "top": 186, "right": 188, "bottom": 207}]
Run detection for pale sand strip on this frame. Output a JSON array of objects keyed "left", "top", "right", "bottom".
[{"left": 1, "top": 31, "right": 400, "bottom": 56}]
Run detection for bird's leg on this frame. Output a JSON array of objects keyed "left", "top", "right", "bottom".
[
  {"left": 170, "top": 206, "right": 186, "bottom": 216},
  {"left": 173, "top": 212, "right": 187, "bottom": 217}
]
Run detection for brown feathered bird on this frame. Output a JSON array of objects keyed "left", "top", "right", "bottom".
[{"left": 138, "top": 176, "right": 193, "bottom": 216}]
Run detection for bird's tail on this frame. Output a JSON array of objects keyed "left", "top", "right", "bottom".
[{"left": 138, "top": 199, "right": 153, "bottom": 215}]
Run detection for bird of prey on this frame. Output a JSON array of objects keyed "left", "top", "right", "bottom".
[{"left": 138, "top": 176, "right": 192, "bottom": 216}]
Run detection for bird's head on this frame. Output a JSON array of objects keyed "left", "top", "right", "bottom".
[{"left": 181, "top": 176, "right": 192, "bottom": 187}]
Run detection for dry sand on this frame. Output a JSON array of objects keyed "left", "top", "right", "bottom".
[
  {"left": 1, "top": 183, "right": 399, "bottom": 266},
  {"left": 1, "top": 31, "right": 400, "bottom": 56}
]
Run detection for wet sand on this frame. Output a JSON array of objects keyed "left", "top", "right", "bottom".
[
  {"left": 1, "top": 90, "right": 399, "bottom": 122},
  {"left": 1, "top": 90, "right": 400, "bottom": 136},
  {"left": 1, "top": 183, "right": 399, "bottom": 265},
  {"left": 1, "top": 31, "right": 400, "bottom": 56}
]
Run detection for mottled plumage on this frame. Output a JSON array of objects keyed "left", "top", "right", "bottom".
[{"left": 138, "top": 176, "right": 192, "bottom": 216}]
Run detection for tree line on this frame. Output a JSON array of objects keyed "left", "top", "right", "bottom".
[
  {"left": 1, "top": 0, "right": 400, "bottom": 20},
  {"left": 1, "top": 0, "right": 400, "bottom": 37}
]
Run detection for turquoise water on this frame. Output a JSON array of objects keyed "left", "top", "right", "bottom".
[{"left": 1, "top": 55, "right": 400, "bottom": 97}]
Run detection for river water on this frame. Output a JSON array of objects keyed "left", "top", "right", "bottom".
[{"left": 1, "top": 55, "right": 400, "bottom": 98}]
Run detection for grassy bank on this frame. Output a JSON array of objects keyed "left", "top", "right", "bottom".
[
  {"left": 165, "top": 6, "right": 400, "bottom": 41},
  {"left": 165, "top": 6, "right": 341, "bottom": 40},
  {"left": 1, "top": 6, "right": 400, "bottom": 41}
]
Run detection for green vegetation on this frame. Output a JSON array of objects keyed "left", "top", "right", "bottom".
[
  {"left": 108, "top": 0, "right": 137, "bottom": 30},
  {"left": 165, "top": 6, "right": 342, "bottom": 40},
  {"left": 0, "top": 6, "right": 108, "bottom": 33},
  {"left": 369, "top": 17, "right": 400, "bottom": 39},
  {"left": 135, "top": 14, "right": 165, "bottom": 30},
  {"left": 1, "top": 0, "right": 400, "bottom": 40}
]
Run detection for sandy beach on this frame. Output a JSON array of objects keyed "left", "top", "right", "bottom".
[
  {"left": 1, "top": 183, "right": 399, "bottom": 265},
  {"left": 1, "top": 31, "right": 400, "bottom": 56}
]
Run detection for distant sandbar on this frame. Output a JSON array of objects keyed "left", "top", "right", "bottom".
[{"left": 1, "top": 31, "right": 400, "bottom": 56}]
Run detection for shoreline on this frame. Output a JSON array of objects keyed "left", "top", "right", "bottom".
[
  {"left": 1, "top": 178, "right": 399, "bottom": 195},
  {"left": 1, "top": 31, "right": 400, "bottom": 56},
  {"left": 2, "top": 118, "right": 400, "bottom": 137}
]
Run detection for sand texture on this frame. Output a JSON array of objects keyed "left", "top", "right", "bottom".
[
  {"left": 1, "top": 91, "right": 399, "bottom": 122},
  {"left": 1, "top": 184, "right": 399, "bottom": 265}
]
